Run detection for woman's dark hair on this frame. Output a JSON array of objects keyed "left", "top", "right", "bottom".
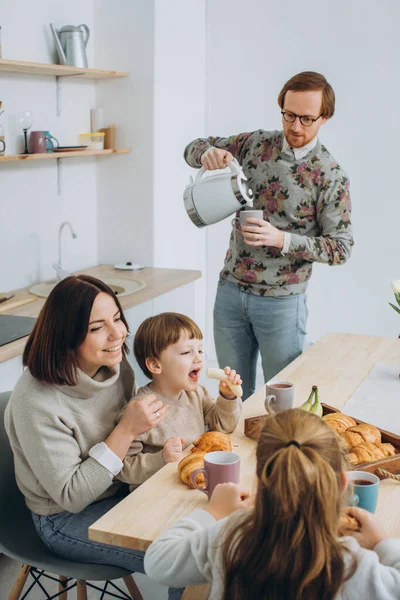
[{"left": 23, "top": 275, "right": 129, "bottom": 385}]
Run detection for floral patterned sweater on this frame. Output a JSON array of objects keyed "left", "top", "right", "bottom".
[{"left": 184, "top": 130, "right": 354, "bottom": 296}]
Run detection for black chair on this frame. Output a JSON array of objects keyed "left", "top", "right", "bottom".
[{"left": 0, "top": 391, "right": 143, "bottom": 600}]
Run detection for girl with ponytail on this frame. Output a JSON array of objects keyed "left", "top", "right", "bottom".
[{"left": 145, "top": 409, "right": 400, "bottom": 599}]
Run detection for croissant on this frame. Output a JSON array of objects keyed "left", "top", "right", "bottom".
[
  {"left": 340, "top": 424, "right": 381, "bottom": 452},
  {"left": 190, "top": 431, "right": 232, "bottom": 454},
  {"left": 322, "top": 413, "right": 357, "bottom": 435},
  {"left": 339, "top": 512, "right": 361, "bottom": 532},
  {"left": 178, "top": 452, "right": 206, "bottom": 488},
  {"left": 345, "top": 441, "right": 396, "bottom": 466}
]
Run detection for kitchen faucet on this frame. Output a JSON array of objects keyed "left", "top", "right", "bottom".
[{"left": 52, "top": 221, "right": 78, "bottom": 281}]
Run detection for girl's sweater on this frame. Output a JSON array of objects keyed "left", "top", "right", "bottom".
[{"left": 144, "top": 509, "right": 400, "bottom": 599}]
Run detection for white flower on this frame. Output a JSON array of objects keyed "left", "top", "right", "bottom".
[{"left": 391, "top": 280, "right": 400, "bottom": 295}]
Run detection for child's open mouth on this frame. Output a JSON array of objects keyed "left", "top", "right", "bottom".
[{"left": 189, "top": 368, "right": 200, "bottom": 382}]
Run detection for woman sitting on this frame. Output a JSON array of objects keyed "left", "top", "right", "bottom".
[
  {"left": 4, "top": 274, "right": 183, "bottom": 600},
  {"left": 144, "top": 408, "right": 400, "bottom": 599}
]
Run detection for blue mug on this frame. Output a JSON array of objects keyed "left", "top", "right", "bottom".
[
  {"left": 44, "top": 131, "right": 59, "bottom": 153},
  {"left": 347, "top": 471, "right": 380, "bottom": 513}
]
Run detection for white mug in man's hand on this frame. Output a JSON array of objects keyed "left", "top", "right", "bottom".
[{"left": 240, "top": 209, "right": 264, "bottom": 226}]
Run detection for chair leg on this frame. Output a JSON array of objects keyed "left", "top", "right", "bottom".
[
  {"left": 59, "top": 575, "right": 68, "bottom": 599},
  {"left": 123, "top": 575, "right": 143, "bottom": 600},
  {"left": 76, "top": 580, "right": 87, "bottom": 600},
  {"left": 8, "top": 564, "right": 31, "bottom": 600}
]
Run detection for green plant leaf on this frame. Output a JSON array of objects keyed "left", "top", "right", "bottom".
[{"left": 389, "top": 302, "right": 400, "bottom": 315}]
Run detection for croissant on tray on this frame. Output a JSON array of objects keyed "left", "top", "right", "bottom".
[
  {"left": 178, "top": 452, "right": 206, "bottom": 488},
  {"left": 190, "top": 431, "right": 232, "bottom": 454},
  {"left": 345, "top": 441, "right": 396, "bottom": 466},
  {"left": 340, "top": 423, "right": 381, "bottom": 452},
  {"left": 322, "top": 413, "right": 357, "bottom": 435}
]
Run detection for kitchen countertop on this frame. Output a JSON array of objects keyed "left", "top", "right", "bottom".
[{"left": 0, "top": 265, "right": 201, "bottom": 364}]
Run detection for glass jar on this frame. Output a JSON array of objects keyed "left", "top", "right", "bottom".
[{"left": 79, "top": 132, "right": 105, "bottom": 150}]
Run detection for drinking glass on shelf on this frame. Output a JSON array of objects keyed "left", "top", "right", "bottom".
[{"left": 17, "top": 111, "right": 33, "bottom": 154}]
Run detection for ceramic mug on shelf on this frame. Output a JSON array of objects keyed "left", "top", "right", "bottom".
[
  {"left": 44, "top": 131, "right": 59, "bottom": 153},
  {"left": 29, "top": 131, "right": 53, "bottom": 154},
  {"left": 265, "top": 380, "right": 295, "bottom": 414},
  {"left": 190, "top": 451, "right": 240, "bottom": 498}
]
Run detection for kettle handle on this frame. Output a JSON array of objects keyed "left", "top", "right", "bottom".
[
  {"left": 195, "top": 157, "right": 243, "bottom": 182},
  {"left": 78, "top": 24, "right": 90, "bottom": 47}
]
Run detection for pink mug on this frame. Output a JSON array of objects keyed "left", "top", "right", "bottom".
[
  {"left": 191, "top": 451, "right": 240, "bottom": 498},
  {"left": 29, "top": 131, "right": 55, "bottom": 154}
]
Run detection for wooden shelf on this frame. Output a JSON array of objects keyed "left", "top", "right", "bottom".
[
  {"left": 0, "top": 148, "right": 130, "bottom": 162},
  {"left": 0, "top": 58, "right": 128, "bottom": 79}
]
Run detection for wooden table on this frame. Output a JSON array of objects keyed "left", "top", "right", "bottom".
[{"left": 89, "top": 333, "right": 400, "bottom": 596}]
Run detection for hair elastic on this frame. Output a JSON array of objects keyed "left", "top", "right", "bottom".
[{"left": 286, "top": 440, "right": 300, "bottom": 448}]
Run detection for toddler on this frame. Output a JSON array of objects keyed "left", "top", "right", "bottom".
[{"left": 117, "top": 312, "right": 242, "bottom": 487}]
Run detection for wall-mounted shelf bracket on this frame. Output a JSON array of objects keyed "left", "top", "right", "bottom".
[
  {"left": 57, "top": 157, "right": 62, "bottom": 195},
  {"left": 56, "top": 76, "right": 61, "bottom": 116}
]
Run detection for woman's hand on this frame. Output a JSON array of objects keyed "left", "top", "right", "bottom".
[
  {"left": 163, "top": 437, "right": 184, "bottom": 463},
  {"left": 201, "top": 148, "right": 233, "bottom": 170},
  {"left": 241, "top": 218, "right": 284, "bottom": 249},
  {"left": 204, "top": 483, "right": 253, "bottom": 520},
  {"left": 219, "top": 366, "right": 243, "bottom": 400},
  {"left": 106, "top": 395, "right": 168, "bottom": 461},
  {"left": 339, "top": 506, "right": 388, "bottom": 550},
  {"left": 120, "top": 394, "right": 167, "bottom": 438}
]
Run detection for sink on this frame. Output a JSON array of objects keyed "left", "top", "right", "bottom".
[{"left": 29, "top": 277, "right": 146, "bottom": 299}]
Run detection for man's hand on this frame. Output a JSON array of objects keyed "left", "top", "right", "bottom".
[
  {"left": 204, "top": 483, "right": 253, "bottom": 520},
  {"left": 201, "top": 148, "right": 233, "bottom": 170},
  {"left": 241, "top": 218, "right": 284, "bottom": 249},
  {"left": 163, "top": 437, "right": 184, "bottom": 463}
]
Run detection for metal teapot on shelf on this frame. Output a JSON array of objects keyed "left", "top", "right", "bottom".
[{"left": 49, "top": 23, "right": 90, "bottom": 68}]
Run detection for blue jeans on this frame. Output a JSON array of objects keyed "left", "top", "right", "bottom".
[
  {"left": 214, "top": 278, "right": 308, "bottom": 400},
  {"left": 32, "top": 491, "right": 184, "bottom": 600}
]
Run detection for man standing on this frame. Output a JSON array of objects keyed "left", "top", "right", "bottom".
[{"left": 184, "top": 72, "right": 353, "bottom": 400}]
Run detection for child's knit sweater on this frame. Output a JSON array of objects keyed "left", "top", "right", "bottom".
[{"left": 117, "top": 384, "right": 242, "bottom": 486}]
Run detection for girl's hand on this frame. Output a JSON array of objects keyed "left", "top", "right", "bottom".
[
  {"left": 339, "top": 506, "right": 388, "bottom": 550},
  {"left": 201, "top": 148, "right": 233, "bottom": 171},
  {"left": 219, "top": 366, "right": 242, "bottom": 400},
  {"left": 241, "top": 218, "right": 284, "bottom": 249},
  {"left": 163, "top": 436, "right": 184, "bottom": 463},
  {"left": 205, "top": 483, "right": 253, "bottom": 520}
]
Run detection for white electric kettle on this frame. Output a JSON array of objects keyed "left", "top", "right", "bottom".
[{"left": 183, "top": 158, "right": 254, "bottom": 228}]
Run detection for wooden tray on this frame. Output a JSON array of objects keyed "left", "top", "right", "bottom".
[{"left": 244, "top": 404, "right": 400, "bottom": 477}]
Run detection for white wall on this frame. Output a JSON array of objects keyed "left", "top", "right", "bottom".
[
  {"left": 204, "top": 0, "right": 400, "bottom": 359},
  {"left": 153, "top": 0, "right": 207, "bottom": 335},
  {"left": 0, "top": 0, "right": 98, "bottom": 291},
  {"left": 94, "top": 0, "right": 155, "bottom": 268}
]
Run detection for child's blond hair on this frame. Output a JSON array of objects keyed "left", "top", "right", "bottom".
[{"left": 134, "top": 312, "right": 203, "bottom": 379}]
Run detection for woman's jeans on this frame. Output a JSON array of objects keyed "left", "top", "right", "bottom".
[
  {"left": 214, "top": 278, "right": 308, "bottom": 401},
  {"left": 32, "top": 491, "right": 184, "bottom": 600}
]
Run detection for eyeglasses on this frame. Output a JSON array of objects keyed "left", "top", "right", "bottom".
[{"left": 281, "top": 111, "right": 322, "bottom": 128}]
